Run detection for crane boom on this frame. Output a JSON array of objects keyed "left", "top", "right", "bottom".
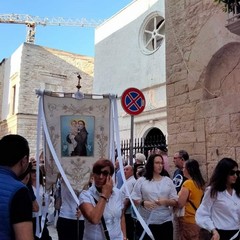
[{"left": 0, "top": 14, "right": 103, "bottom": 43}]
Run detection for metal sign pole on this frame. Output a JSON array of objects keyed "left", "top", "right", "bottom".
[{"left": 130, "top": 115, "right": 134, "bottom": 166}]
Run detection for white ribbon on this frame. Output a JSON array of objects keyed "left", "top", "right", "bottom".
[
  {"left": 40, "top": 93, "right": 79, "bottom": 205},
  {"left": 35, "top": 93, "right": 42, "bottom": 238},
  {"left": 35, "top": 90, "right": 154, "bottom": 239},
  {"left": 35, "top": 92, "right": 51, "bottom": 238},
  {"left": 230, "top": 230, "right": 240, "bottom": 240},
  {"left": 109, "top": 94, "right": 116, "bottom": 161},
  {"left": 112, "top": 98, "right": 155, "bottom": 240}
]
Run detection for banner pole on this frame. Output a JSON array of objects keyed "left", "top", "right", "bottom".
[{"left": 129, "top": 115, "right": 134, "bottom": 165}]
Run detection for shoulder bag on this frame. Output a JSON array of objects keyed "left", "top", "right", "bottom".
[
  {"left": 188, "top": 199, "right": 212, "bottom": 240},
  {"left": 93, "top": 197, "right": 111, "bottom": 240}
]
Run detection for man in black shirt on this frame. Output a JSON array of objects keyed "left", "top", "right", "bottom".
[
  {"left": 172, "top": 150, "right": 189, "bottom": 193},
  {"left": 0, "top": 134, "right": 34, "bottom": 240},
  {"left": 172, "top": 150, "right": 189, "bottom": 240}
]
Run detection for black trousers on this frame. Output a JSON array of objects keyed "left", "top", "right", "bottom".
[
  {"left": 217, "top": 229, "right": 240, "bottom": 240},
  {"left": 135, "top": 220, "right": 173, "bottom": 240},
  {"left": 125, "top": 214, "right": 135, "bottom": 240},
  {"left": 57, "top": 217, "right": 84, "bottom": 240},
  {"left": 32, "top": 216, "right": 52, "bottom": 240}
]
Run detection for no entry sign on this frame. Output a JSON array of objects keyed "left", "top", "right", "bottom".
[{"left": 121, "top": 87, "right": 146, "bottom": 115}]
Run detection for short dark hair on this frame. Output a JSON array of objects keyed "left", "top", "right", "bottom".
[
  {"left": 92, "top": 159, "right": 114, "bottom": 176},
  {"left": 0, "top": 134, "right": 30, "bottom": 167},
  {"left": 78, "top": 120, "right": 85, "bottom": 126},
  {"left": 178, "top": 150, "right": 189, "bottom": 161}
]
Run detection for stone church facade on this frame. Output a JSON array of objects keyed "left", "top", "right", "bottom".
[
  {"left": 166, "top": 0, "right": 240, "bottom": 179},
  {"left": 0, "top": 43, "right": 94, "bottom": 155}
]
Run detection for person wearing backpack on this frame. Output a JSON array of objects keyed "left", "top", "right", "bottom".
[{"left": 177, "top": 159, "right": 205, "bottom": 240}]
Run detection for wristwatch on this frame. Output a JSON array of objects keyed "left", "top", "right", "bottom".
[{"left": 100, "top": 194, "right": 109, "bottom": 202}]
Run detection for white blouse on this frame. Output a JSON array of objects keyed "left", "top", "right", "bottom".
[
  {"left": 196, "top": 186, "right": 240, "bottom": 231},
  {"left": 79, "top": 184, "right": 124, "bottom": 240},
  {"left": 59, "top": 182, "right": 82, "bottom": 220},
  {"left": 131, "top": 176, "right": 178, "bottom": 224},
  {"left": 120, "top": 175, "right": 136, "bottom": 214}
]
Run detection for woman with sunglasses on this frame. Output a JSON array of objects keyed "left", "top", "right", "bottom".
[
  {"left": 79, "top": 159, "right": 126, "bottom": 240},
  {"left": 196, "top": 158, "right": 240, "bottom": 240}
]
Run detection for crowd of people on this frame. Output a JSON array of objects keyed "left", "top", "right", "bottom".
[{"left": 1, "top": 134, "right": 240, "bottom": 240}]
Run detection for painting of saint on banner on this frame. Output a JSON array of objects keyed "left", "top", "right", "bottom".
[{"left": 61, "top": 116, "right": 94, "bottom": 157}]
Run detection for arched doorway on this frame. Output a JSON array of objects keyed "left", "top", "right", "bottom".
[
  {"left": 144, "top": 127, "right": 167, "bottom": 156},
  {"left": 120, "top": 127, "right": 167, "bottom": 161}
]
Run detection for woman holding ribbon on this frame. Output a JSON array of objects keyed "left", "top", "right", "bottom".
[{"left": 131, "top": 153, "right": 178, "bottom": 240}]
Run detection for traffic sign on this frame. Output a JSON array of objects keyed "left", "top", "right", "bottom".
[{"left": 121, "top": 87, "right": 146, "bottom": 115}]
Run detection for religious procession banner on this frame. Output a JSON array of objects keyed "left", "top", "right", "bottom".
[
  {"left": 36, "top": 91, "right": 116, "bottom": 204},
  {"left": 36, "top": 90, "right": 154, "bottom": 240}
]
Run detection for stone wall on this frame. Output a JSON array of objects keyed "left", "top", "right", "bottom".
[
  {"left": 19, "top": 43, "right": 93, "bottom": 116},
  {"left": 165, "top": 0, "right": 240, "bottom": 180},
  {"left": 0, "top": 43, "right": 94, "bottom": 155}
]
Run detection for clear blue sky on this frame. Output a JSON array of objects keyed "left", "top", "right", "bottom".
[{"left": 0, "top": 0, "right": 132, "bottom": 60}]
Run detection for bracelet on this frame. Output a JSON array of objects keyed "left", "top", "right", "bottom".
[
  {"left": 141, "top": 200, "right": 144, "bottom": 207},
  {"left": 100, "top": 194, "right": 109, "bottom": 202}
]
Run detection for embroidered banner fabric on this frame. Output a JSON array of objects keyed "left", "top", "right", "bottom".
[{"left": 42, "top": 94, "right": 111, "bottom": 192}]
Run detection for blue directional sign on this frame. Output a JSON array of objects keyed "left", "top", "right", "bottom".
[{"left": 121, "top": 88, "right": 146, "bottom": 115}]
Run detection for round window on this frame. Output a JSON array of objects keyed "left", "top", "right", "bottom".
[{"left": 139, "top": 12, "right": 165, "bottom": 55}]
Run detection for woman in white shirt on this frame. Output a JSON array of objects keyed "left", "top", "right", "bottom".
[
  {"left": 196, "top": 158, "right": 240, "bottom": 240},
  {"left": 131, "top": 153, "right": 178, "bottom": 240},
  {"left": 79, "top": 159, "right": 126, "bottom": 240},
  {"left": 56, "top": 180, "right": 84, "bottom": 240}
]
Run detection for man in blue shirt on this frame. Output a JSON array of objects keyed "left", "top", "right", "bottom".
[
  {"left": 0, "top": 134, "right": 33, "bottom": 240},
  {"left": 115, "top": 159, "right": 124, "bottom": 189}
]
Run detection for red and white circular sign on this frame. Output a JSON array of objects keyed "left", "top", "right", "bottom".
[{"left": 121, "top": 88, "right": 146, "bottom": 115}]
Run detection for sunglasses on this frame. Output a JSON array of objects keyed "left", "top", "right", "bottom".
[
  {"left": 229, "top": 170, "right": 240, "bottom": 176},
  {"left": 94, "top": 170, "right": 110, "bottom": 176}
]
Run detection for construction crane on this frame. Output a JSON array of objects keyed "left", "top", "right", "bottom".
[{"left": 0, "top": 14, "right": 103, "bottom": 43}]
